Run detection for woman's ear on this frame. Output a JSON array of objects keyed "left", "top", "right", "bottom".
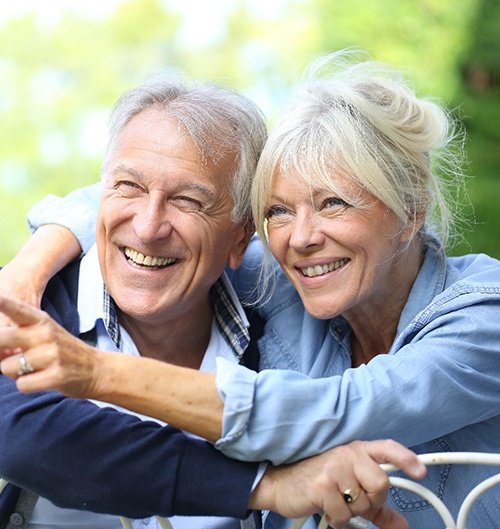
[{"left": 399, "top": 211, "right": 426, "bottom": 243}]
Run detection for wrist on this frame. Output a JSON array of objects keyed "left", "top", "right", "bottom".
[{"left": 248, "top": 466, "right": 277, "bottom": 511}]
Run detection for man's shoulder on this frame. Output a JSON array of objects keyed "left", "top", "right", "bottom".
[{"left": 41, "top": 259, "right": 82, "bottom": 335}]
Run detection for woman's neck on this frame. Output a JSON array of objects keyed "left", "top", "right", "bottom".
[{"left": 346, "top": 240, "right": 425, "bottom": 367}]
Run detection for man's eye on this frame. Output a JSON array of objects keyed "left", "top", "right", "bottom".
[
  {"left": 175, "top": 196, "right": 203, "bottom": 210},
  {"left": 115, "top": 180, "right": 140, "bottom": 190},
  {"left": 265, "top": 205, "right": 289, "bottom": 218},
  {"left": 112, "top": 180, "right": 143, "bottom": 197}
]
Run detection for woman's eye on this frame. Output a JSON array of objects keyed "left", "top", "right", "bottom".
[
  {"left": 265, "top": 205, "right": 289, "bottom": 218},
  {"left": 323, "top": 197, "right": 348, "bottom": 209}
]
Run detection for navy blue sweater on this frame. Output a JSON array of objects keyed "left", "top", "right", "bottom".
[{"left": 0, "top": 261, "right": 258, "bottom": 523}]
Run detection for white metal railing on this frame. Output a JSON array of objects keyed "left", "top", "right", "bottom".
[
  {"left": 119, "top": 515, "right": 173, "bottom": 529},
  {"left": 291, "top": 452, "right": 500, "bottom": 529},
  {"left": 2, "top": 452, "right": 499, "bottom": 529}
]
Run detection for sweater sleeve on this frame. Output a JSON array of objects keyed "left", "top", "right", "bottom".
[{"left": 0, "top": 375, "right": 258, "bottom": 519}]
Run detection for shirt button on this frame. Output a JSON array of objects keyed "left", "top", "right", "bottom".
[
  {"left": 9, "top": 513, "right": 24, "bottom": 526},
  {"left": 333, "top": 327, "right": 343, "bottom": 338}
]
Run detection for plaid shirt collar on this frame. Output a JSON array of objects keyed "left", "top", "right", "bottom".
[{"left": 101, "top": 273, "right": 250, "bottom": 359}]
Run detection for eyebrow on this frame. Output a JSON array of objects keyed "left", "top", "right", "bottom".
[{"left": 110, "top": 164, "right": 145, "bottom": 182}]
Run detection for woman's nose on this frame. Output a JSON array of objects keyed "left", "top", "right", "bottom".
[{"left": 289, "top": 211, "right": 325, "bottom": 250}]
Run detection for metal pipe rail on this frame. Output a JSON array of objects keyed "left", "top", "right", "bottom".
[{"left": 291, "top": 452, "right": 500, "bottom": 529}]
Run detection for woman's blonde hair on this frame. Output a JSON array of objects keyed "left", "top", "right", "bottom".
[{"left": 253, "top": 48, "right": 467, "bottom": 243}]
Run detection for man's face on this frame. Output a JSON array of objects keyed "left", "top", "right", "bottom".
[{"left": 97, "top": 107, "right": 248, "bottom": 326}]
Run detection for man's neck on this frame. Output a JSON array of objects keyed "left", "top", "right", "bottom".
[{"left": 118, "top": 303, "right": 214, "bottom": 369}]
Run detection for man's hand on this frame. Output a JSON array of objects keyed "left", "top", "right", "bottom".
[{"left": 250, "top": 439, "right": 426, "bottom": 529}]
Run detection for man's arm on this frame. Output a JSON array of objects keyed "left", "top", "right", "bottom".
[
  {"left": 0, "top": 374, "right": 257, "bottom": 519},
  {"left": 0, "top": 374, "right": 425, "bottom": 528},
  {"left": 251, "top": 439, "right": 425, "bottom": 529}
]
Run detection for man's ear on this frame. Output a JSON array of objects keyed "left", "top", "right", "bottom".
[{"left": 227, "top": 219, "right": 254, "bottom": 270}]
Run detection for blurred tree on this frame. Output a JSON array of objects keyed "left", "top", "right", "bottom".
[
  {"left": 0, "top": 0, "right": 182, "bottom": 263},
  {"left": 452, "top": 0, "right": 500, "bottom": 258},
  {"left": 218, "top": 0, "right": 499, "bottom": 257},
  {"left": 0, "top": 0, "right": 498, "bottom": 263}
]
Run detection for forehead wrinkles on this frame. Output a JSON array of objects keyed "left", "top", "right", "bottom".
[{"left": 146, "top": 111, "right": 236, "bottom": 177}]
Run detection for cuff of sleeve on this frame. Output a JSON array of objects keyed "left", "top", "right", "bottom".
[
  {"left": 174, "top": 437, "right": 259, "bottom": 518},
  {"left": 252, "top": 462, "right": 269, "bottom": 491},
  {"left": 214, "top": 357, "right": 258, "bottom": 452}
]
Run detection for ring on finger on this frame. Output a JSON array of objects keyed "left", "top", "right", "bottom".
[
  {"left": 343, "top": 486, "right": 362, "bottom": 504},
  {"left": 17, "top": 353, "right": 35, "bottom": 377}
]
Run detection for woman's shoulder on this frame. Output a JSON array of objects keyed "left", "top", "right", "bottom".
[{"left": 447, "top": 252, "right": 500, "bottom": 289}]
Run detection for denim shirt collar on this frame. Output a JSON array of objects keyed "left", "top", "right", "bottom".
[{"left": 396, "top": 237, "right": 447, "bottom": 336}]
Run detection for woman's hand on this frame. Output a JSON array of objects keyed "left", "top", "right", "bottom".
[
  {"left": 0, "top": 295, "right": 103, "bottom": 397},
  {"left": 0, "top": 225, "right": 82, "bottom": 328},
  {"left": 0, "top": 262, "right": 44, "bottom": 328},
  {"left": 251, "top": 439, "right": 426, "bottom": 529}
]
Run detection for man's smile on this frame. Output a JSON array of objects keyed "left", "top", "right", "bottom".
[{"left": 124, "top": 246, "right": 178, "bottom": 269}]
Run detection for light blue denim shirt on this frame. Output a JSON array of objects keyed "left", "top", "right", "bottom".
[
  {"left": 28, "top": 187, "right": 500, "bottom": 529},
  {"left": 219, "top": 235, "right": 500, "bottom": 528}
]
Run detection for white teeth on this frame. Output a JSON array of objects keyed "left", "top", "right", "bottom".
[
  {"left": 301, "top": 259, "right": 348, "bottom": 277},
  {"left": 124, "top": 247, "right": 176, "bottom": 268}
]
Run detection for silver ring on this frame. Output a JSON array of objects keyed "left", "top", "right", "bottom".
[
  {"left": 343, "top": 486, "right": 361, "bottom": 504},
  {"left": 17, "top": 353, "right": 35, "bottom": 377}
]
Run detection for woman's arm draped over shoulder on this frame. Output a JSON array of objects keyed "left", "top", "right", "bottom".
[
  {"left": 0, "top": 184, "right": 101, "bottom": 326},
  {"left": 27, "top": 182, "right": 101, "bottom": 254},
  {"left": 0, "top": 226, "right": 81, "bottom": 326}
]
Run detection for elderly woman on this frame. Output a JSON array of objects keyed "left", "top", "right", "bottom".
[{"left": 1, "top": 50, "right": 499, "bottom": 529}]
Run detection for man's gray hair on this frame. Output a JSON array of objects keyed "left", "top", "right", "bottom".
[{"left": 102, "top": 72, "right": 267, "bottom": 225}]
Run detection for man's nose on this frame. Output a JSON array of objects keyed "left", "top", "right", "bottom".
[
  {"left": 132, "top": 198, "right": 173, "bottom": 242},
  {"left": 289, "top": 211, "right": 325, "bottom": 250}
]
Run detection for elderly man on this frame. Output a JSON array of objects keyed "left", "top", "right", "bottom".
[
  {"left": 0, "top": 73, "right": 424, "bottom": 529},
  {"left": 0, "top": 72, "right": 272, "bottom": 529}
]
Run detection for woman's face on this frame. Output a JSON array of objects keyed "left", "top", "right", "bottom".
[{"left": 266, "top": 169, "right": 414, "bottom": 320}]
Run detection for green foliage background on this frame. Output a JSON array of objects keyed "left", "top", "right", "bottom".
[{"left": 0, "top": 0, "right": 499, "bottom": 263}]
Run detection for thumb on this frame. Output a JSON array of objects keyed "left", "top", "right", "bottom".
[{"left": 368, "top": 506, "right": 409, "bottom": 529}]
